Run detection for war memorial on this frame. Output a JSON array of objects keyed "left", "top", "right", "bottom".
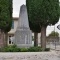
[{"left": 14, "top": 5, "right": 32, "bottom": 48}]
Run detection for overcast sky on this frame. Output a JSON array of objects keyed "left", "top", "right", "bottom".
[
  {"left": 13, "top": 0, "right": 60, "bottom": 36},
  {"left": 13, "top": 0, "right": 26, "bottom": 17}
]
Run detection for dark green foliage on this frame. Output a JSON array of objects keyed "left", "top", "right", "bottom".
[
  {"left": 0, "top": 0, "right": 12, "bottom": 32},
  {"left": 44, "top": 48, "right": 50, "bottom": 51},
  {"left": 0, "top": 45, "right": 50, "bottom": 52},
  {"left": 3, "top": 45, "right": 21, "bottom": 52},
  {"left": 26, "top": 0, "right": 60, "bottom": 49},
  {"left": 28, "top": 46, "right": 42, "bottom": 52},
  {"left": 26, "top": 0, "right": 41, "bottom": 33},
  {"left": 48, "top": 31, "right": 59, "bottom": 37},
  {"left": 20, "top": 48, "right": 28, "bottom": 52},
  {"left": 29, "top": 21, "right": 41, "bottom": 33},
  {"left": 5, "top": 0, "right": 12, "bottom": 33},
  {"left": 26, "top": 0, "right": 59, "bottom": 26}
]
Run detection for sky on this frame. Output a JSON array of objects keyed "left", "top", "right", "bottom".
[{"left": 13, "top": 0, "right": 60, "bottom": 36}]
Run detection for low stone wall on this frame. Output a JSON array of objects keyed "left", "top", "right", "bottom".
[{"left": 0, "top": 51, "right": 60, "bottom": 60}]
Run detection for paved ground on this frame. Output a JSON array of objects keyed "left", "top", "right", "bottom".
[{"left": 0, "top": 51, "right": 60, "bottom": 60}]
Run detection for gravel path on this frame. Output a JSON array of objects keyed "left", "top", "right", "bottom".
[{"left": 0, "top": 51, "right": 60, "bottom": 60}]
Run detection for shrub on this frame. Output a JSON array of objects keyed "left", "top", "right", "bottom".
[
  {"left": 44, "top": 48, "right": 50, "bottom": 51},
  {"left": 0, "top": 45, "right": 50, "bottom": 52},
  {"left": 3, "top": 45, "right": 21, "bottom": 52},
  {"left": 28, "top": 46, "right": 42, "bottom": 52},
  {"left": 20, "top": 48, "right": 28, "bottom": 52}
]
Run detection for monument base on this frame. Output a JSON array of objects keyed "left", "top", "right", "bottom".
[
  {"left": 17, "top": 44, "right": 32, "bottom": 48},
  {"left": 14, "top": 28, "right": 32, "bottom": 48}
]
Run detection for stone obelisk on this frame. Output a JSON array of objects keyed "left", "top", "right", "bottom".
[{"left": 14, "top": 5, "right": 32, "bottom": 48}]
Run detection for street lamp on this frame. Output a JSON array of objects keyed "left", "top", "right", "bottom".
[
  {"left": 57, "top": 24, "right": 60, "bottom": 50},
  {"left": 54, "top": 25, "right": 56, "bottom": 50}
]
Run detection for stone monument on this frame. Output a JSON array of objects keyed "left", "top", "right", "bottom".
[{"left": 14, "top": 5, "right": 32, "bottom": 48}]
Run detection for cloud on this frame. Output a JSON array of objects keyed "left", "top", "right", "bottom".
[{"left": 13, "top": 0, "right": 26, "bottom": 17}]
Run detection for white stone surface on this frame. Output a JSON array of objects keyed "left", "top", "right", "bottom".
[
  {"left": 0, "top": 51, "right": 60, "bottom": 60},
  {"left": 8, "top": 18, "right": 18, "bottom": 34}
]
